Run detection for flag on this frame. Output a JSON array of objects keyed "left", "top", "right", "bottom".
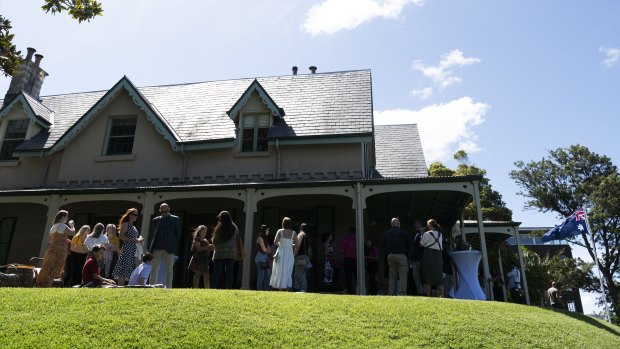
[{"left": 542, "top": 209, "right": 589, "bottom": 242}]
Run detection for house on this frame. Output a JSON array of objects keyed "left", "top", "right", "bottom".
[{"left": 0, "top": 48, "right": 492, "bottom": 293}]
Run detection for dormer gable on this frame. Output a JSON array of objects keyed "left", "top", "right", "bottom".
[
  {"left": 0, "top": 91, "right": 53, "bottom": 128},
  {"left": 46, "top": 76, "right": 181, "bottom": 155},
  {"left": 226, "top": 79, "right": 284, "bottom": 123}
]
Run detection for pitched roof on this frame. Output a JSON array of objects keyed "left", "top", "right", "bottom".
[
  {"left": 0, "top": 91, "right": 54, "bottom": 127},
  {"left": 4, "top": 70, "right": 373, "bottom": 152},
  {"left": 374, "top": 124, "right": 428, "bottom": 178}
]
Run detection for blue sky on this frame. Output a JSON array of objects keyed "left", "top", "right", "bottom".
[{"left": 1, "top": 0, "right": 618, "bottom": 312}]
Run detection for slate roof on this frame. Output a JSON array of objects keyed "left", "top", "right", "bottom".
[
  {"left": 3, "top": 70, "right": 373, "bottom": 151},
  {"left": 374, "top": 124, "right": 428, "bottom": 178},
  {"left": 21, "top": 91, "right": 54, "bottom": 125}
]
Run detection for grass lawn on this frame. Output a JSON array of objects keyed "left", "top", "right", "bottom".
[{"left": 0, "top": 289, "right": 618, "bottom": 348}]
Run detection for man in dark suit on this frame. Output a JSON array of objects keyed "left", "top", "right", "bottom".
[{"left": 147, "top": 203, "right": 181, "bottom": 288}]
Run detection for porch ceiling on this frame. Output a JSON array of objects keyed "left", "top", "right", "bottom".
[{"left": 365, "top": 190, "right": 471, "bottom": 230}]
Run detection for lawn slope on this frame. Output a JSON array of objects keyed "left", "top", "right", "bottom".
[{"left": 0, "top": 289, "right": 618, "bottom": 348}]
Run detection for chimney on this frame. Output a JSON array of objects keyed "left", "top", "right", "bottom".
[
  {"left": 25, "top": 47, "right": 36, "bottom": 61},
  {"left": 34, "top": 54, "right": 43, "bottom": 66},
  {"left": 309, "top": 66, "right": 317, "bottom": 74},
  {"left": 292, "top": 66, "right": 298, "bottom": 75},
  {"left": 3, "top": 47, "right": 49, "bottom": 107}
]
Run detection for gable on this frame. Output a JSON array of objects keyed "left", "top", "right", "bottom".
[
  {"left": 45, "top": 76, "right": 180, "bottom": 155},
  {"left": 0, "top": 91, "right": 53, "bottom": 129},
  {"left": 227, "top": 79, "right": 284, "bottom": 124}
]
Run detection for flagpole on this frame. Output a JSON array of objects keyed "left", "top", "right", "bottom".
[{"left": 583, "top": 207, "right": 611, "bottom": 323}]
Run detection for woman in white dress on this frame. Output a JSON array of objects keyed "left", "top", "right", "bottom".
[{"left": 269, "top": 217, "right": 299, "bottom": 291}]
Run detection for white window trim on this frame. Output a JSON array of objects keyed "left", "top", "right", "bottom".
[
  {"left": 238, "top": 112, "right": 271, "bottom": 153},
  {"left": 0, "top": 118, "right": 30, "bottom": 162},
  {"left": 102, "top": 115, "right": 138, "bottom": 156}
]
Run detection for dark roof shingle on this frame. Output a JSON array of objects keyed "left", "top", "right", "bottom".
[{"left": 374, "top": 124, "right": 428, "bottom": 178}]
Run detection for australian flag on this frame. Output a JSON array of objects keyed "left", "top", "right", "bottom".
[{"left": 542, "top": 210, "right": 589, "bottom": 242}]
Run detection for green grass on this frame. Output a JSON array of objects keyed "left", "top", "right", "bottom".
[{"left": 0, "top": 289, "right": 618, "bottom": 348}]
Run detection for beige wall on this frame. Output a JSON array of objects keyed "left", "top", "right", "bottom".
[{"left": 57, "top": 90, "right": 184, "bottom": 182}]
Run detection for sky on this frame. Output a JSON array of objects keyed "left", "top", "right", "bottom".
[{"left": 1, "top": 0, "right": 618, "bottom": 313}]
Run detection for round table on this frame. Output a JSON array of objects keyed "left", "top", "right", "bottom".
[{"left": 449, "top": 250, "right": 486, "bottom": 300}]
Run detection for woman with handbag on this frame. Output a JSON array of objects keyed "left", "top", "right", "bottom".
[
  {"left": 293, "top": 223, "right": 312, "bottom": 292},
  {"left": 269, "top": 217, "right": 299, "bottom": 291},
  {"left": 255, "top": 225, "right": 271, "bottom": 290}
]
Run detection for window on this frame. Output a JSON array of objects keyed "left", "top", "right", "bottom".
[
  {"left": 0, "top": 119, "right": 29, "bottom": 161},
  {"left": 106, "top": 118, "right": 137, "bottom": 155},
  {"left": 0, "top": 218, "right": 16, "bottom": 265},
  {"left": 240, "top": 114, "right": 270, "bottom": 152}
]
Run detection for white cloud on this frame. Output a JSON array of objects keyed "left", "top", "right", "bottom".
[
  {"left": 412, "top": 49, "right": 481, "bottom": 91},
  {"left": 411, "top": 87, "right": 433, "bottom": 99},
  {"left": 599, "top": 46, "right": 620, "bottom": 68},
  {"left": 302, "top": 0, "right": 424, "bottom": 35},
  {"left": 374, "top": 97, "right": 488, "bottom": 163}
]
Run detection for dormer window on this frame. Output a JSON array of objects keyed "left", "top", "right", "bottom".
[
  {"left": 0, "top": 119, "right": 29, "bottom": 161},
  {"left": 240, "top": 114, "right": 270, "bottom": 152},
  {"left": 105, "top": 117, "right": 137, "bottom": 155}
]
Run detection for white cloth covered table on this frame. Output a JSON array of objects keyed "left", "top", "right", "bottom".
[{"left": 450, "top": 250, "right": 486, "bottom": 300}]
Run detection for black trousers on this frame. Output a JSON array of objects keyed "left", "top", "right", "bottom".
[{"left": 343, "top": 258, "right": 357, "bottom": 294}]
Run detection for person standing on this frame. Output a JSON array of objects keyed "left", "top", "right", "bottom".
[
  {"left": 293, "top": 223, "right": 312, "bottom": 292},
  {"left": 113, "top": 208, "right": 143, "bottom": 286},
  {"left": 211, "top": 211, "right": 239, "bottom": 289},
  {"left": 383, "top": 218, "right": 412, "bottom": 296},
  {"left": 365, "top": 238, "right": 380, "bottom": 295},
  {"left": 103, "top": 224, "right": 119, "bottom": 278},
  {"left": 255, "top": 225, "right": 271, "bottom": 291},
  {"left": 64, "top": 225, "right": 90, "bottom": 287},
  {"left": 409, "top": 221, "right": 424, "bottom": 295},
  {"left": 188, "top": 225, "right": 213, "bottom": 288},
  {"left": 36, "top": 211, "right": 75, "bottom": 287},
  {"left": 340, "top": 227, "right": 357, "bottom": 294},
  {"left": 548, "top": 281, "right": 563, "bottom": 309},
  {"left": 270, "top": 217, "right": 299, "bottom": 291},
  {"left": 421, "top": 219, "right": 444, "bottom": 297},
  {"left": 506, "top": 264, "right": 522, "bottom": 304},
  {"left": 147, "top": 203, "right": 182, "bottom": 289},
  {"left": 81, "top": 245, "right": 115, "bottom": 287}
]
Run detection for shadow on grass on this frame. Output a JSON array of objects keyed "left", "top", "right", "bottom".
[{"left": 551, "top": 308, "right": 620, "bottom": 337}]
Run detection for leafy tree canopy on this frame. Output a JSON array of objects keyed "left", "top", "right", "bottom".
[
  {"left": 0, "top": 1, "right": 102, "bottom": 76},
  {"left": 429, "top": 150, "right": 513, "bottom": 221},
  {"left": 510, "top": 144, "right": 620, "bottom": 323}
]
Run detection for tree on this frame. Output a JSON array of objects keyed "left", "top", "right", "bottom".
[
  {"left": 0, "top": 1, "right": 103, "bottom": 76},
  {"left": 429, "top": 150, "right": 513, "bottom": 221},
  {"left": 510, "top": 144, "right": 620, "bottom": 323}
]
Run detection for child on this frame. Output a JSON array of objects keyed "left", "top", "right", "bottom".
[
  {"left": 128, "top": 253, "right": 154, "bottom": 286},
  {"left": 103, "top": 224, "right": 120, "bottom": 278}
]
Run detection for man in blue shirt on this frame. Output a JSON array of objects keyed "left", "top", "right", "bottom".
[{"left": 383, "top": 218, "right": 412, "bottom": 296}]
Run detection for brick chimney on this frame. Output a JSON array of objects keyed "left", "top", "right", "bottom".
[{"left": 3, "top": 47, "right": 49, "bottom": 107}]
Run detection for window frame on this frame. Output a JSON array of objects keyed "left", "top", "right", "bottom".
[
  {"left": 0, "top": 217, "right": 17, "bottom": 265},
  {"left": 238, "top": 112, "right": 271, "bottom": 153},
  {"left": 103, "top": 116, "right": 138, "bottom": 156},
  {"left": 0, "top": 119, "right": 30, "bottom": 161}
]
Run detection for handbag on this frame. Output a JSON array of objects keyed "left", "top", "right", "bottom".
[
  {"left": 273, "top": 248, "right": 280, "bottom": 262},
  {"left": 295, "top": 255, "right": 308, "bottom": 267}
]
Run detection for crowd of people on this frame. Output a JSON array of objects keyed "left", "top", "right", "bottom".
[{"left": 34, "top": 206, "right": 540, "bottom": 304}]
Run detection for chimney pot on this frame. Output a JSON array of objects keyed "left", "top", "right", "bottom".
[
  {"left": 34, "top": 54, "right": 44, "bottom": 66},
  {"left": 292, "top": 66, "right": 298, "bottom": 75},
  {"left": 309, "top": 66, "right": 317, "bottom": 74},
  {"left": 26, "top": 47, "right": 36, "bottom": 61}
]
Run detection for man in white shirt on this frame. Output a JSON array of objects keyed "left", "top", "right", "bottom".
[{"left": 128, "top": 253, "right": 154, "bottom": 286}]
